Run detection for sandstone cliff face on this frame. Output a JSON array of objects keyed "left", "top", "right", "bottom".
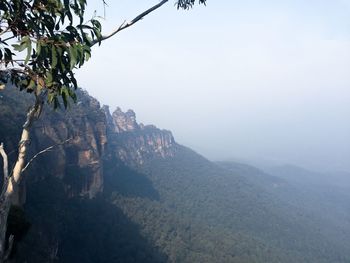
[
  {"left": 0, "top": 88, "right": 107, "bottom": 199},
  {"left": 1, "top": 87, "right": 179, "bottom": 262},
  {"left": 1, "top": 87, "right": 177, "bottom": 199},
  {"left": 104, "top": 106, "right": 176, "bottom": 166},
  {"left": 29, "top": 90, "right": 107, "bottom": 198},
  {"left": 112, "top": 107, "right": 139, "bottom": 132}
]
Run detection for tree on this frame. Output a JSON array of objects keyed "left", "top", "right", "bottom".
[{"left": 0, "top": 0, "right": 206, "bottom": 261}]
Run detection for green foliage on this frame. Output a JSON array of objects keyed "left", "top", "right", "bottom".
[
  {"left": 0, "top": 0, "right": 207, "bottom": 109},
  {"left": 0, "top": 0, "right": 102, "bottom": 108},
  {"left": 177, "top": 0, "right": 206, "bottom": 9},
  {"left": 17, "top": 177, "right": 167, "bottom": 263},
  {"left": 104, "top": 146, "right": 350, "bottom": 263}
]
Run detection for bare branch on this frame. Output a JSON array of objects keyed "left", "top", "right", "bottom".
[
  {"left": 21, "top": 138, "right": 72, "bottom": 173},
  {"left": 0, "top": 35, "right": 16, "bottom": 43},
  {"left": 0, "top": 143, "right": 8, "bottom": 181},
  {"left": 0, "top": 59, "right": 34, "bottom": 63},
  {"left": 0, "top": 143, "right": 9, "bottom": 198},
  {"left": 91, "top": 0, "right": 169, "bottom": 46},
  {"left": 0, "top": 27, "right": 10, "bottom": 36}
]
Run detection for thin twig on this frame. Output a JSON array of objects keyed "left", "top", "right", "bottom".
[
  {"left": 0, "top": 27, "right": 10, "bottom": 37},
  {"left": 0, "top": 59, "right": 34, "bottom": 63},
  {"left": 91, "top": 0, "right": 169, "bottom": 46},
  {"left": 0, "top": 35, "right": 16, "bottom": 43},
  {"left": 21, "top": 138, "right": 72, "bottom": 173}
]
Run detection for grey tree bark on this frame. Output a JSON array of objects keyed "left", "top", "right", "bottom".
[
  {"left": 0, "top": 95, "right": 43, "bottom": 263},
  {"left": 0, "top": 142, "right": 11, "bottom": 262}
]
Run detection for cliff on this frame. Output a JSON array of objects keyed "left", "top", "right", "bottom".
[
  {"left": 2, "top": 86, "right": 350, "bottom": 263},
  {"left": 30, "top": 89, "right": 108, "bottom": 198},
  {"left": 0, "top": 87, "right": 177, "bottom": 199},
  {"left": 103, "top": 105, "right": 176, "bottom": 166}
]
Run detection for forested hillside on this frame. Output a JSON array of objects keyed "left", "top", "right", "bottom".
[{"left": 1, "top": 88, "right": 349, "bottom": 262}]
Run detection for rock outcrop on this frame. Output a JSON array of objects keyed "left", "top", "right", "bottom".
[
  {"left": 112, "top": 107, "right": 139, "bottom": 132},
  {"left": 30, "top": 89, "right": 107, "bottom": 198},
  {"left": 104, "top": 106, "right": 176, "bottom": 166}
]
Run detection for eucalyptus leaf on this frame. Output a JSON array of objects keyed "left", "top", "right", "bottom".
[{"left": 24, "top": 40, "right": 32, "bottom": 64}]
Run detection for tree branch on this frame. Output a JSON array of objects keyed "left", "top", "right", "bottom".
[
  {"left": 91, "top": 0, "right": 169, "bottom": 46},
  {"left": 21, "top": 138, "right": 72, "bottom": 173},
  {"left": 0, "top": 143, "right": 9, "bottom": 197},
  {"left": 0, "top": 27, "right": 10, "bottom": 36},
  {"left": 0, "top": 143, "right": 11, "bottom": 262},
  {"left": 0, "top": 143, "right": 8, "bottom": 181},
  {"left": 0, "top": 35, "right": 16, "bottom": 43}
]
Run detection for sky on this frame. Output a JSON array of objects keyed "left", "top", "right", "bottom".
[{"left": 76, "top": 0, "right": 350, "bottom": 172}]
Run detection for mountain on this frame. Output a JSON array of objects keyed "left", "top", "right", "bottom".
[
  {"left": 265, "top": 165, "right": 350, "bottom": 243},
  {"left": 0, "top": 87, "right": 349, "bottom": 262},
  {"left": 1, "top": 88, "right": 167, "bottom": 262},
  {"left": 267, "top": 164, "right": 350, "bottom": 190}
]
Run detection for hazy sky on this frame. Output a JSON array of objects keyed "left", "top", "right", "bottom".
[{"left": 76, "top": 0, "right": 350, "bottom": 172}]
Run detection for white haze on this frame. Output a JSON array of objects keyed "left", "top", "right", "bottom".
[{"left": 76, "top": 0, "right": 350, "bottom": 172}]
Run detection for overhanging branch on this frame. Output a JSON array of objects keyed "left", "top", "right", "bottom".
[
  {"left": 21, "top": 138, "right": 72, "bottom": 173},
  {"left": 91, "top": 0, "right": 169, "bottom": 46}
]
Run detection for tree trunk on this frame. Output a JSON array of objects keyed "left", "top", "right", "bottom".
[
  {"left": 0, "top": 95, "right": 43, "bottom": 262},
  {"left": 0, "top": 143, "right": 11, "bottom": 262},
  {"left": 5, "top": 127, "right": 30, "bottom": 205}
]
